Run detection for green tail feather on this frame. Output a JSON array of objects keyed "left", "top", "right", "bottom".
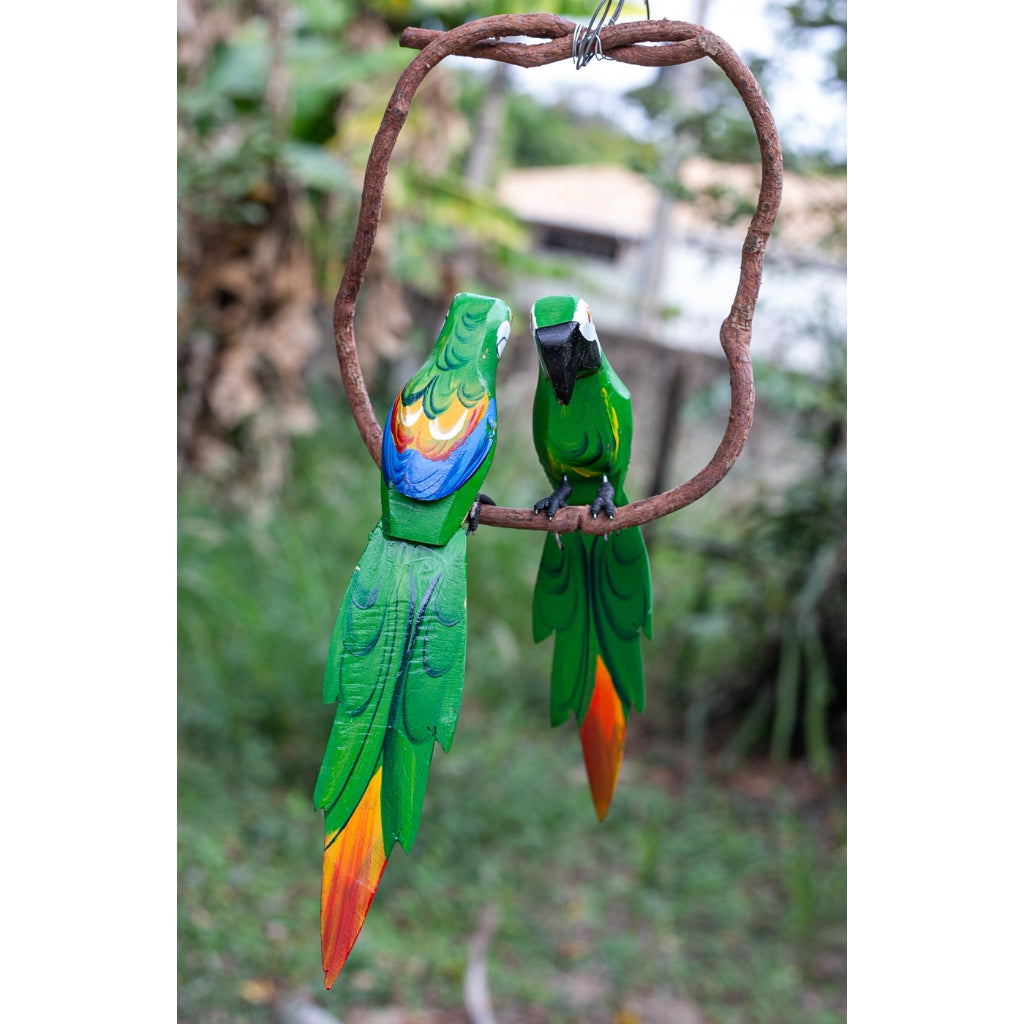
[
  {"left": 533, "top": 527, "right": 652, "bottom": 726},
  {"left": 315, "top": 523, "right": 467, "bottom": 854}
]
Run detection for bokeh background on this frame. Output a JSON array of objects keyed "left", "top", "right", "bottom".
[{"left": 177, "top": 2, "right": 846, "bottom": 1022}]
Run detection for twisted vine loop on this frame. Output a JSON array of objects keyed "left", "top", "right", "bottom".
[{"left": 333, "top": 14, "right": 783, "bottom": 535}]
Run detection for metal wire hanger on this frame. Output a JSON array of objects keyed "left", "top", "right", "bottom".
[{"left": 573, "top": 0, "right": 651, "bottom": 69}]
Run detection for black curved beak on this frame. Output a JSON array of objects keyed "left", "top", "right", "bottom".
[{"left": 535, "top": 322, "right": 581, "bottom": 405}]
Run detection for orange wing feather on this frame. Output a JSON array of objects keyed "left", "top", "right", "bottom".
[{"left": 389, "top": 395, "right": 487, "bottom": 461}]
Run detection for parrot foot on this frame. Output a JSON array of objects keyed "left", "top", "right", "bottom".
[
  {"left": 467, "top": 493, "right": 496, "bottom": 534},
  {"left": 590, "top": 476, "right": 617, "bottom": 521},
  {"left": 533, "top": 475, "right": 573, "bottom": 520}
]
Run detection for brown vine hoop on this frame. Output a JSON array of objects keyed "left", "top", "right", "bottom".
[{"left": 333, "top": 14, "right": 783, "bottom": 535}]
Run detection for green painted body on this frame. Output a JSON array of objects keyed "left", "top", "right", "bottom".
[
  {"left": 530, "top": 295, "right": 653, "bottom": 729},
  {"left": 315, "top": 293, "right": 511, "bottom": 853},
  {"left": 380, "top": 452, "right": 493, "bottom": 548},
  {"left": 532, "top": 355, "right": 633, "bottom": 509}
]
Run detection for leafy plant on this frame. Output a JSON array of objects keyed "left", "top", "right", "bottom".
[{"left": 641, "top": 318, "right": 846, "bottom": 778}]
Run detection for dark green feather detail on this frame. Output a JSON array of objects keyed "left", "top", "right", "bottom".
[
  {"left": 400, "top": 304, "right": 497, "bottom": 415},
  {"left": 533, "top": 526, "right": 652, "bottom": 726},
  {"left": 315, "top": 523, "right": 467, "bottom": 853},
  {"left": 591, "top": 526, "right": 652, "bottom": 713},
  {"left": 532, "top": 531, "right": 590, "bottom": 726}
]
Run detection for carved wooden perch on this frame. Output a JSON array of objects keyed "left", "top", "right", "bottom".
[{"left": 332, "top": 14, "right": 783, "bottom": 535}]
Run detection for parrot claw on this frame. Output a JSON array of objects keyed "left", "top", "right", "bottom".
[
  {"left": 467, "top": 493, "right": 496, "bottom": 534},
  {"left": 589, "top": 476, "right": 617, "bottom": 521},
  {"left": 534, "top": 475, "right": 573, "bottom": 521}
]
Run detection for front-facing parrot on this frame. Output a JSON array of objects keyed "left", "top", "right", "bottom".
[
  {"left": 530, "top": 294, "right": 653, "bottom": 821},
  {"left": 314, "top": 293, "right": 512, "bottom": 989}
]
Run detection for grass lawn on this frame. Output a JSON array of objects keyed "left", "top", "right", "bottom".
[{"left": 178, "top": 384, "right": 845, "bottom": 1024}]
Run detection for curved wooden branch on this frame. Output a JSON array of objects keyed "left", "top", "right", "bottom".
[{"left": 332, "top": 15, "right": 782, "bottom": 535}]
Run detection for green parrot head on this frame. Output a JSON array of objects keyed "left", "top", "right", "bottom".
[
  {"left": 407, "top": 293, "right": 512, "bottom": 407},
  {"left": 530, "top": 294, "right": 602, "bottom": 406},
  {"left": 434, "top": 292, "right": 513, "bottom": 388}
]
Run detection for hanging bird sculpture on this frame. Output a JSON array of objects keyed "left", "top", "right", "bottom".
[
  {"left": 530, "top": 294, "right": 653, "bottom": 821},
  {"left": 315, "top": 293, "right": 512, "bottom": 988}
]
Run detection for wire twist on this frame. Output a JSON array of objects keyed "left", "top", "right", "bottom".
[
  {"left": 572, "top": 1, "right": 648, "bottom": 69},
  {"left": 333, "top": 14, "right": 783, "bottom": 535}
]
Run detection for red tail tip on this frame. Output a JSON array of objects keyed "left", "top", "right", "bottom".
[{"left": 579, "top": 655, "right": 627, "bottom": 821}]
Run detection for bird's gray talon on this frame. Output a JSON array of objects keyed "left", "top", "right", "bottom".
[
  {"left": 468, "top": 491, "right": 497, "bottom": 534},
  {"left": 534, "top": 477, "right": 572, "bottom": 521}
]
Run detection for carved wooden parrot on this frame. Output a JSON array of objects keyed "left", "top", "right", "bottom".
[
  {"left": 530, "top": 294, "right": 653, "bottom": 821},
  {"left": 315, "top": 293, "right": 512, "bottom": 988}
]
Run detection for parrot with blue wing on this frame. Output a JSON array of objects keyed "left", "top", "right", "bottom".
[
  {"left": 315, "top": 293, "right": 512, "bottom": 988},
  {"left": 530, "top": 294, "right": 653, "bottom": 821}
]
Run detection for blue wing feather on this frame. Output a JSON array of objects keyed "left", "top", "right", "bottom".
[{"left": 382, "top": 399, "right": 495, "bottom": 501}]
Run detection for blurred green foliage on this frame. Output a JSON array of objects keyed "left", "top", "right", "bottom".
[
  {"left": 773, "top": 0, "right": 847, "bottom": 88},
  {"left": 177, "top": 0, "right": 402, "bottom": 222},
  {"left": 456, "top": 72, "right": 662, "bottom": 174},
  {"left": 177, "top": 0, "right": 581, "bottom": 299},
  {"left": 370, "top": 0, "right": 635, "bottom": 30},
  {"left": 644, "top": 324, "right": 846, "bottom": 779}
]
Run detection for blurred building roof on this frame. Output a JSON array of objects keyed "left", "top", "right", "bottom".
[
  {"left": 494, "top": 158, "right": 846, "bottom": 373},
  {"left": 497, "top": 164, "right": 660, "bottom": 243},
  {"left": 497, "top": 158, "right": 846, "bottom": 263}
]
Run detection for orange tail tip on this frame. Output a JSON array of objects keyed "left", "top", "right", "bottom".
[
  {"left": 321, "top": 767, "right": 388, "bottom": 989},
  {"left": 578, "top": 655, "right": 627, "bottom": 821}
]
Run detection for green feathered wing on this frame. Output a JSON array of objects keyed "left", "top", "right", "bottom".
[
  {"left": 534, "top": 525, "right": 651, "bottom": 729},
  {"left": 315, "top": 524, "right": 467, "bottom": 853}
]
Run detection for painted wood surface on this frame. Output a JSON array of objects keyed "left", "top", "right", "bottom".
[
  {"left": 530, "top": 295, "right": 653, "bottom": 821},
  {"left": 315, "top": 293, "right": 511, "bottom": 989}
]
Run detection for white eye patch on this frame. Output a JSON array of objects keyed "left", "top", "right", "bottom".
[
  {"left": 575, "top": 298, "right": 598, "bottom": 343},
  {"left": 496, "top": 319, "right": 511, "bottom": 358}
]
